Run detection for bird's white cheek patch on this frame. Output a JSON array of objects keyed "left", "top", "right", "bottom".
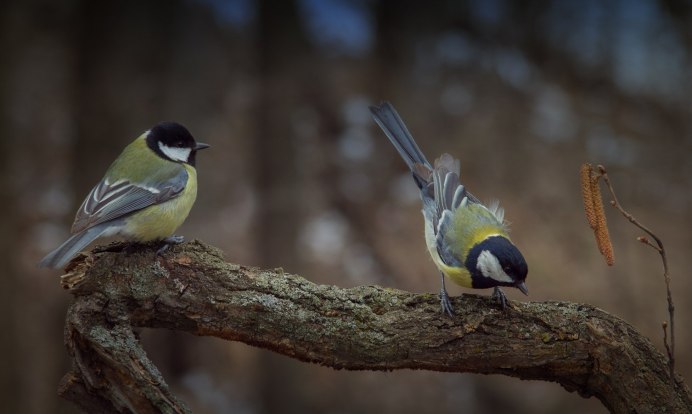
[
  {"left": 159, "top": 142, "right": 191, "bottom": 162},
  {"left": 477, "top": 250, "right": 513, "bottom": 283}
]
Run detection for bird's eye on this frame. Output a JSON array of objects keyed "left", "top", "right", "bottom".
[{"left": 176, "top": 141, "right": 184, "bottom": 148}]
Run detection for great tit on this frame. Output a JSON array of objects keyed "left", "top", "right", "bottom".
[
  {"left": 370, "top": 102, "right": 528, "bottom": 315},
  {"left": 39, "top": 122, "right": 209, "bottom": 269}
]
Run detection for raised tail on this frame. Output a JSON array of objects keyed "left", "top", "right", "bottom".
[
  {"left": 370, "top": 102, "right": 432, "bottom": 185},
  {"left": 39, "top": 223, "right": 111, "bottom": 269}
]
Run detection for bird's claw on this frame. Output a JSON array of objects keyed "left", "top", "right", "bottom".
[
  {"left": 156, "top": 235, "right": 185, "bottom": 256},
  {"left": 492, "top": 287, "right": 508, "bottom": 310}
]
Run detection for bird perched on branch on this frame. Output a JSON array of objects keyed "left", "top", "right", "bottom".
[
  {"left": 39, "top": 122, "right": 209, "bottom": 269},
  {"left": 370, "top": 102, "right": 527, "bottom": 315}
]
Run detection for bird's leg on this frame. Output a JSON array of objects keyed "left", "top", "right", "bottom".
[
  {"left": 156, "top": 235, "right": 185, "bottom": 256},
  {"left": 439, "top": 272, "right": 455, "bottom": 317},
  {"left": 491, "top": 287, "right": 508, "bottom": 310}
]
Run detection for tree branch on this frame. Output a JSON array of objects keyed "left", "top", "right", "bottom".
[{"left": 58, "top": 240, "right": 691, "bottom": 413}]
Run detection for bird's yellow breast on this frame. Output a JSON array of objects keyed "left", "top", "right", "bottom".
[
  {"left": 123, "top": 164, "right": 198, "bottom": 241},
  {"left": 423, "top": 204, "right": 509, "bottom": 289}
]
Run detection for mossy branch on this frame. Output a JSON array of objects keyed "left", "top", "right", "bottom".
[{"left": 58, "top": 240, "right": 691, "bottom": 413}]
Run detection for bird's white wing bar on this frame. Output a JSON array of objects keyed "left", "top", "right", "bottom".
[{"left": 71, "top": 169, "right": 188, "bottom": 233}]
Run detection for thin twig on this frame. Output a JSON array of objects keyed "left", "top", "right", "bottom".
[
  {"left": 597, "top": 165, "right": 675, "bottom": 378},
  {"left": 662, "top": 321, "right": 672, "bottom": 373}
]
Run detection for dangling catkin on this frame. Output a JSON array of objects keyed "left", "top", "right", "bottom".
[{"left": 580, "top": 163, "right": 615, "bottom": 266}]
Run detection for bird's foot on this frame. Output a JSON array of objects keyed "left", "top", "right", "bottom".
[
  {"left": 156, "top": 235, "right": 185, "bottom": 256},
  {"left": 492, "top": 287, "right": 508, "bottom": 310},
  {"left": 440, "top": 288, "right": 455, "bottom": 317}
]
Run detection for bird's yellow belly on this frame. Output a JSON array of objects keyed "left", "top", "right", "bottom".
[
  {"left": 123, "top": 166, "right": 198, "bottom": 241},
  {"left": 424, "top": 219, "right": 473, "bottom": 288},
  {"left": 440, "top": 263, "right": 473, "bottom": 288}
]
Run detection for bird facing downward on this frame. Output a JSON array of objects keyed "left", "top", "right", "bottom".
[
  {"left": 39, "top": 122, "right": 209, "bottom": 269},
  {"left": 369, "top": 102, "right": 528, "bottom": 315}
]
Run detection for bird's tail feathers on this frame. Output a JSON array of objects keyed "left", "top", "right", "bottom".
[
  {"left": 39, "top": 224, "right": 110, "bottom": 269},
  {"left": 370, "top": 102, "right": 432, "bottom": 179}
]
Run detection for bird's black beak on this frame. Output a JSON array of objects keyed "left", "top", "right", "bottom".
[
  {"left": 195, "top": 142, "right": 210, "bottom": 151},
  {"left": 516, "top": 281, "right": 529, "bottom": 296}
]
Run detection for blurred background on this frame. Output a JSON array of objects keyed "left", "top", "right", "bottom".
[{"left": 2, "top": 0, "right": 691, "bottom": 412}]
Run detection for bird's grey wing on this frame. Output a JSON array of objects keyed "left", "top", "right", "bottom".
[
  {"left": 71, "top": 168, "right": 188, "bottom": 233},
  {"left": 430, "top": 168, "right": 505, "bottom": 267},
  {"left": 432, "top": 153, "right": 481, "bottom": 206},
  {"left": 425, "top": 163, "right": 473, "bottom": 268}
]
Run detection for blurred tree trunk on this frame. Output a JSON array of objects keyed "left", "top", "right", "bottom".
[
  {"left": 253, "top": 0, "right": 312, "bottom": 412},
  {"left": 72, "top": 0, "right": 178, "bottom": 191},
  {"left": 253, "top": 0, "right": 308, "bottom": 270},
  {"left": 1, "top": 1, "right": 80, "bottom": 413},
  {"left": 0, "top": 6, "right": 21, "bottom": 410}
]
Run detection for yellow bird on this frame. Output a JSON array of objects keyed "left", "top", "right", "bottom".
[
  {"left": 370, "top": 102, "right": 527, "bottom": 315},
  {"left": 39, "top": 122, "right": 209, "bottom": 268}
]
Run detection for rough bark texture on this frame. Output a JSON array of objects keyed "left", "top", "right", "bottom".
[{"left": 58, "top": 240, "right": 691, "bottom": 414}]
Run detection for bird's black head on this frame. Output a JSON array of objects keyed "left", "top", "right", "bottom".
[
  {"left": 465, "top": 235, "right": 528, "bottom": 294},
  {"left": 146, "top": 122, "right": 210, "bottom": 166}
]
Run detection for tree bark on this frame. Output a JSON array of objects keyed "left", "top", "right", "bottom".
[{"left": 57, "top": 240, "right": 691, "bottom": 414}]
